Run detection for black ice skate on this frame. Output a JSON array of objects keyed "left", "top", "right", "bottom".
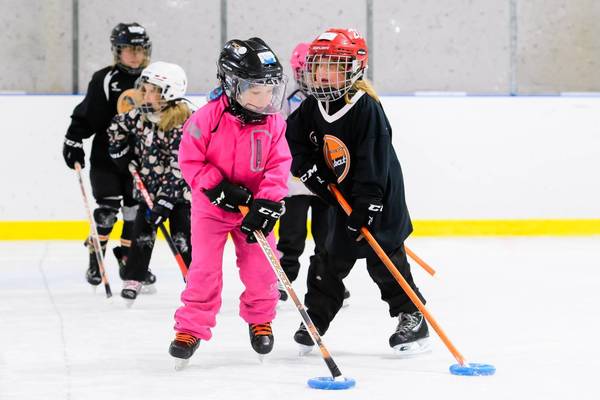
[
  {"left": 112, "top": 246, "right": 128, "bottom": 280},
  {"left": 169, "top": 332, "right": 200, "bottom": 370},
  {"left": 140, "top": 269, "right": 157, "bottom": 294},
  {"left": 85, "top": 239, "right": 104, "bottom": 286},
  {"left": 293, "top": 323, "right": 317, "bottom": 356},
  {"left": 249, "top": 322, "right": 274, "bottom": 357},
  {"left": 389, "top": 311, "right": 430, "bottom": 356},
  {"left": 120, "top": 280, "right": 142, "bottom": 307},
  {"left": 277, "top": 281, "right": 288, "bottom": 302},
  {"left": 342, "top": 288, "right": 351, "bottom": 308}
]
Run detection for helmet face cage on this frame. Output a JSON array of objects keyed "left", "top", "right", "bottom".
[
  {"left": 304, "top": 53, "right": 363, "bottom": 102},
  {"left": 135, "top": 78, "right": 166, "bottom": 114},
  {"left": 292, "top": 68, "right": 310, "bottom": 95},
  {"left": 112, "top": 43, "right": 152, "bottom": 75}
]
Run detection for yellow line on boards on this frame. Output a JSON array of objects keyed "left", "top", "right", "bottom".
[{"left": 1, "top": 219, "right": 600, "bottom": 240}]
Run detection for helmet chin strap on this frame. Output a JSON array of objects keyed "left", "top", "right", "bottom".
[{"left": 228, "top": 99, "right": 266, "bottom": 125}]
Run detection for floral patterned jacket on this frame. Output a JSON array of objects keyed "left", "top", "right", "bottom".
[{"left": 107, "top": 108, "right": 191, "bottom": 204}]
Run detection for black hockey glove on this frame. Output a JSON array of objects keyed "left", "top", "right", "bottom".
[
  {"left": 145, "top": 196, "right": 175, "bottom": 226},
  {"left": 240, "top": 199, "right": 284, "bottom": 243},
  {"left": 108, "top": 135, "right": 134, "bottom": 172},
  {"left": 346, "top": 197, "right": 384, "bottom": 241},
  {"left": 63, "top": 137, "right": 85, "bottom": 169},
  {"left": 295, "top": 159, "right": 337, "bottom": 206},
  {"left": 204, "top": 179, "right": 253, "bottom": 213}
]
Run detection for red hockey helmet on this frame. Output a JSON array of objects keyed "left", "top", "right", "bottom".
[{"left": 305, "top": 28, "right": 368, "bottom": 101}]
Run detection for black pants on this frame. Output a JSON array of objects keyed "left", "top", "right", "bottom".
[
  {"left": 276, "top": 195, "right": 329, "bottom": 282},
  {"left": 304, "top": 245, "right": 426, "bottom": 334},
  {"left": 124, "top": 203, "right": 192, "bottom": 281}
]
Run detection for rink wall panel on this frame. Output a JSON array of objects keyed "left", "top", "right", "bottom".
[
  {"left": 0, "top": 94, "right": 599, "bottom": 239},
  {"left": 4, "top": 1, "right": 600, "bottom": 94}
]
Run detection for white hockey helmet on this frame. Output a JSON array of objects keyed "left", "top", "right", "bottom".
[{"left": 138, "top": 61, "right": 187, "bottom": 102}]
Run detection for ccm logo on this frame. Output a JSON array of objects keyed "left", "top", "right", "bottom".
[{"left": 368, "top": 204, "right": 383, "bottom": 212}]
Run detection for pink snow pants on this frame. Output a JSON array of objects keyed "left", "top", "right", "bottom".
[{"left": 173, "top": 206, "right": 279, "bottom": 340}]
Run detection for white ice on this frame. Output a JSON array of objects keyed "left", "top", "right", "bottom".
[{"left": 1, "top": 237, "right": 599, "bottom": 400}]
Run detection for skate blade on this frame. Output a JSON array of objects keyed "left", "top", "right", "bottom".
[
  {"left": 123, "top": 298, "right": 136, "bottom": 309},
  {"left": 298, "top": 344, "right": 314, "bottom": 357},
  {"left": 391, "top": 338, "right": 431, "bottom": 358},
  {"left": 174, "top": 358, "right": 189, "bottom": 371},
  {"left": 140, "top": 284, "right": 157, "bottom": 295}
]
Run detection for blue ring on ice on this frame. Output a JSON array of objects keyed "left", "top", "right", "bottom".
[
  {"left": 449, "top": 363, "right": 496, "bottom": 376},
  {"left": 307, "top": 376, "right": 356, "bottom": 390}
]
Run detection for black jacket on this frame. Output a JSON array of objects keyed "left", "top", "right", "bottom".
[
  {"left": 65, "top": 65, "right": 139, "bottom": 169},
  {"left": 286, "top": 90, "right": 413, "bottom": 258}
]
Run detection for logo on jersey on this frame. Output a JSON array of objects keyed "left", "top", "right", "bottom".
[
  {"left": 308, "top": 131, "right": 318, "bottom": 147},
  {"left": 323, "top": 134, "right": 350, "bottom": 183},
  {"left": 117, "top": 88, "right": 142, "bottom": 114},
  {"left": 111, "top": 81, "right": 122, "bottom": 92}
]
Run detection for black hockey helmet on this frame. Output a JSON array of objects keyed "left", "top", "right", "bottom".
[
  {"left": 217, "top": 37, "right": 287, "bottom": 124},
  {"left": 110, "top": 22, "right": 152, "bottom": 75}
]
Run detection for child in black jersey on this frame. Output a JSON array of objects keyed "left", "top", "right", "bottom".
[
  {"left": 62, "top": 23, "right": 153, "bottom": 286},
  {"left": 286, "top": 28, "right": 429, "bottom": 355}
]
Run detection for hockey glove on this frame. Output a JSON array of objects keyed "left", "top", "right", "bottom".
[
  {"left": 241, "top": 199, "right": 284, "bottom": 243},
  {"left": 108, "top": 135, "right": 134, "bottom": 171},
  {"left": 145, "top": 196, "right": 175, "bottom": 226},
  {"left": 63, "top": 137, "right": 85, "bottom": 169},
  {"left": 295, "top": 159, "right": 337, "bottom": 206},
  {"left": 204, "top": 179, "right": 253, "bottom": 212},
  {"left": 346, "top": 197, "right": 384, "bottom": 241}
]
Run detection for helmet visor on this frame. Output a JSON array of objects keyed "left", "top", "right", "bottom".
[{"left": 235, "top": 76, "right": 288, "bottom": 115}]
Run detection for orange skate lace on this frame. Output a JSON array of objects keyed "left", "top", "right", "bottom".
[
  {"left": 175, "top": 332, "right": 199, "bottom": 346},
  {"left": 250, "top": 323, "right": 272, "bottom": 336}
]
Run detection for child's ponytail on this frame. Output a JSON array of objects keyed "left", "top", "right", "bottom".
[
  {"left": 345, "top": 78, "right": 380, "bottom": 103},
  {"left": 159, "top": 101, "right": 193, "bottom": 132}
]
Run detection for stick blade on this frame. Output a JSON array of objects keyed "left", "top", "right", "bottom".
[
  {"left": 307, "top": 376, "right": 356, "bottom": 390},
  {"left": 449, "top": 362, "right": 496, "bottom": 376}
]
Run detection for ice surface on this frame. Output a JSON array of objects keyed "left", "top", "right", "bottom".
[{"left": 1, "top": 237, "right": 599, "bottom": 399}]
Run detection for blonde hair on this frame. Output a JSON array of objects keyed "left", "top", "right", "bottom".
[
  {"left": 159, "top": 101, "right": 192, "bottom": 132},
  {"left": 345, "top": 78, "right": 380, "bottom": 103}
]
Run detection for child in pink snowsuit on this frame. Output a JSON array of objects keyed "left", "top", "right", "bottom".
[{"left": 170, "top": 37, "right": 291, "bottom": 363}]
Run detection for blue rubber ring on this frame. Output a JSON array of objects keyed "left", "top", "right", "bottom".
[
  {"left": 449, "top": 363, "right": 496, "bottom": 376},
  {"left": 307, "top": 376, "right": 356, "bottom": 390}
]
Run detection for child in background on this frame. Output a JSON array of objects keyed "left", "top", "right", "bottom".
[
  {"left": 169, "top": 38, "right": 291, "bottom": 366},
  {"left": 107, "top": 61, "right": 192, "bottom": 304},
  {"left": 62, "top": 23, "right": 152, "bottom": 286}
]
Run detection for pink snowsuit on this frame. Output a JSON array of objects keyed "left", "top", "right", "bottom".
[{"left": 174, "top": 94, "right": 291, "bottom": 340}]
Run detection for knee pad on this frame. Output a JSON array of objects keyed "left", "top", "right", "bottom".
[
  {"left": 172, "top": 232, "right": 191, "bottom": 255},
  {"left": 121, "top": 205, "right": 138, "bottom": 222},
  {"left": 93, "top": 206, "right": 119, "bottom": 229}
]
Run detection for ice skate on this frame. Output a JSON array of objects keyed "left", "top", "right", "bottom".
[
  {"left": 85, "top": 239, "right": 103, "bottom": 286},
  {"left": 389, "top": 311, "right": 431, "bottom": 357},
  {"left": 342, "top": 288, "right": 350, "bottom": 308},
  {"left": 112, "top": 246, "right": 128, "bottom": 280},
  {"left": 169, "top": 332, "right": 200, "bottom": 370},
  {"left": 277, "top": 280, "right": 288, "bottom": 302},
  {"left": 249, "top": 322, "right": 274, "bottom": 359},
  {"left": 293, "top": 323, "right": 316, "bottom": 356},
  {"left": 120, "top": 280, "right": 142, "bottom": 307},
  {"left": 140, "top": 269, "right": 157, "bottom": 294}
]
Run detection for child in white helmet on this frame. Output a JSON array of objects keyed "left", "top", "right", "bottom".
[{"left": 107, "top": 61, "right": 193, "bottom": 305}]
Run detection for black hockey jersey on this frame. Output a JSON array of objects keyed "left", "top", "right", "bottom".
[
  {"left": 66, "top": 65, "right": 140, "bottom": 169},
  {"left": 286, "top": 90, "right": 413, "bottom": 258}
]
